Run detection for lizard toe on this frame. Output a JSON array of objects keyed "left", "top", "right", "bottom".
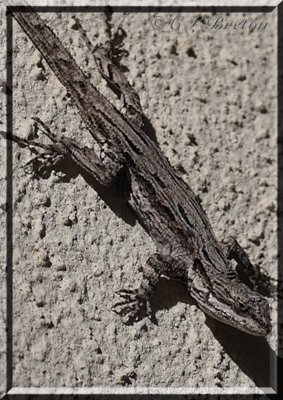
[{"left": 112, "top": 288, "right": 148, "bottom": 323}]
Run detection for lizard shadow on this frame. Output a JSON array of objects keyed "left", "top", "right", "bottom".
[
  {"left": 23, "top": 136, "right": 276, "bottom": 390},
  {"left": 150, "top": 277, "right": 195, "bottom": 317},
  {"left": 205, "top": 316, "right": 275, "bottom": 389},
  {"left": 25, "top": 155, "right": 277, "bottom": 390},
  {"left": 28, "top": 154, "right": 137, "bottom": 226},
  {"left": 80, "top": 167, "right": 137, "bottom": 226},
  {"left": 148, "top": 277, "right": 275, "bottom": 390}
]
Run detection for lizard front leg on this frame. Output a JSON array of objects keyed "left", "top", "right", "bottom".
[
  {"left": 113, "top": 253, "right": 186, "bottom": 322},
  {"left": 2, "top": 118, "right": 124, "bottom": 185},
  {"left": 222, "top": 236, "right": 273, "bottom": 295}
]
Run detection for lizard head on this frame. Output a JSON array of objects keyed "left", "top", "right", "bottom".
[{"left": 190, "top": 258, "right": 271, "bottom": 336}]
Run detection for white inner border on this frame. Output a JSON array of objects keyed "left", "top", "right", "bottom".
[
  {"left": 8, "top": 387, "right": 277, "bottom": 395},
  {"left": 2, "top": 0, "right": 282, "bottom": 7}
]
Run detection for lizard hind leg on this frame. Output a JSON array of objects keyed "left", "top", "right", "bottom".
[
  {"left": 2, "top": 117, "right": 125, "bottom": 185},
  {"left": 1, "top": 118, "right": 68, "bottom": 177},
  {"left": 32, "top": 119, "right": 125, "bottom": 185}
]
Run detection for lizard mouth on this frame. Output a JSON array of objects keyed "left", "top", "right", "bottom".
[{"left": 197, "top": 293, "right": 270, "bottom": 337}]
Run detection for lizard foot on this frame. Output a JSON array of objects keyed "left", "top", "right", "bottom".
[
  {"left": 23, "top": 151, "right": 65, "bottom": 177},
  {"left": 112, "top": 289, "right": 151, "bottom": 323}
]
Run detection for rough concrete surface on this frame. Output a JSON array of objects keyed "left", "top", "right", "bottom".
[{"left": 0, "top": 4, "right": 278, "bottom": 395}]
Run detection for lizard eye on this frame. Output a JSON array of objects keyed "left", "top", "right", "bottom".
[{"left": 236, "top": 302, "right": 248, "bottom": 313}]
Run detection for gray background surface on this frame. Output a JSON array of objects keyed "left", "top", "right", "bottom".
[{"left": 0, "top": 5, "right": 278, "bottom": 394}]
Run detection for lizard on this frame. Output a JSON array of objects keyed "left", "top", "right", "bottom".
[{"left": 2, "top": 7, "right": 272, "bottom": 337}]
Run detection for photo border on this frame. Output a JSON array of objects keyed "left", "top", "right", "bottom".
[{"left": 2, "top": 2, "right": 281, "bottom": 398}]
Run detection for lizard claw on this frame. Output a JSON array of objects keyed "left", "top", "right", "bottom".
[
  {"left": 112, "top": 288, "right": 151, "bottom": 323},
  {"left": 24, "top": 152, "right": 63, "bottom": 169},
  {"left": 23, "top": 152, "right": 65, "bottom": 178}
]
